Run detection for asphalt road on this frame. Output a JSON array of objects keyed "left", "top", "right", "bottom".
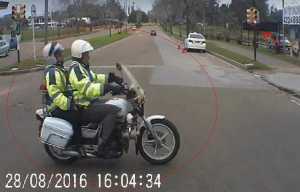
[{"left": 1, "top": 27, "right": 300, "bottom": 192}]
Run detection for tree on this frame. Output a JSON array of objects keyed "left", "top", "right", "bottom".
[
  {"left": 59, "top": 0, "right": 98, "bottom": 32},
  {"left": 128, "top": 10, "right": 148, "bottom": 23}
]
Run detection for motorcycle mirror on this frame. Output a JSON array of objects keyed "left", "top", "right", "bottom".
[{"left": 116, "top": 63, "right": 122, "bottom": 71}]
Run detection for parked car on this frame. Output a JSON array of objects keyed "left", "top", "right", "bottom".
[
  {"left": 150, "top": 30, "right": 157, "bottom": 36},
  {"left": 184, "top": 32, "right": 206, "bottom": 52},
  {"left": 0, "top": 40, "right": 9, "bottom": 57},
  {"left": 279, "top": 34, "right": 291, "bottom": 48}
]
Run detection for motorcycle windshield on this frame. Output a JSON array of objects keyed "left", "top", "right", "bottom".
[{"left": 119, "top": 64, "right": 145, "bottom": 101}]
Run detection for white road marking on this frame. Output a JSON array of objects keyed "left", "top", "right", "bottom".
[
  {"left": 290, "top": 98, "right": 300, "bottom": 107},
  {"left": 90, "top": 65, "right": 156, "bottom": 69}
]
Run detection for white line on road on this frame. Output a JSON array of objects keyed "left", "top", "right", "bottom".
[
  {"left": 90, "top": 65, "right": 156, "bottom": 69},
  {"left": 290, "top": 98, "right": 300, "bottom": 107}
]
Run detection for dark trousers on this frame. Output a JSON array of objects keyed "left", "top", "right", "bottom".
[
  {"left": 80, "top": 101, "right": 120, "bottom": 145},
  {"left": 51, "top": 108, "right": 81, "bottom": 145}
]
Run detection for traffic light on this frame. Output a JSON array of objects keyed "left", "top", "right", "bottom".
[
  {"left": 253, "top": 9, "right": 259, "bottom": 24},
  {"left": 12, "top": 5, "right": 17, "bottom": 20},
  {"left": 246, "top": 7, "right": 260, "bottom": 25},
  {"left": 20, "top": 5, "right": 26, "bottom": 20}
]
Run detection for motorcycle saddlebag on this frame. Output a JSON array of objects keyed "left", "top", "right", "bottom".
[{"left": 41, "top": 117, "right": 73, "bottom": 149}]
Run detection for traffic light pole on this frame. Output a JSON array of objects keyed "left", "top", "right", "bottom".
[
  {"left": 44, "top": 0, "right": 49, "bottom": 44},
  {"left": 17, "top": 22, "right": 21, "bottom": 64},
  {"left": 253, "top": 26, "right": 257, "bottom": 61},
  {"left": 282, "top": 0, "right": 285, "bottom": 53}
]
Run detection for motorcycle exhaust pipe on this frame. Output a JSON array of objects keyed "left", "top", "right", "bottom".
[{"left": 62, "top": 150, "right": 80, "bottom": 157}]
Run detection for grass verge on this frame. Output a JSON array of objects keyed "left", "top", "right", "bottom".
[
  {"left": 1, "top": 32, "right": 130, "bottom": 72},
  {"left": 207, "top": 42, "right": 271, "bottom": 70},
  {"left": 21, "top": 27, "right": 92, "bottom": 42}
]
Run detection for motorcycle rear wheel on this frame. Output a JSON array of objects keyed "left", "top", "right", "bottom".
[
  {"left": 44, "top": 144, "right": 78, "bottom": 164},
  {"left": 138, "top": 119, "right": 180, "bottom": 165}
]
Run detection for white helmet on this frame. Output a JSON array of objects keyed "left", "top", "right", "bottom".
[
  {"left": 43, "top": 42, "right": 64, "bottom": 58},
  {"left": 71, "top": 39, "right": 94, "bottom": 59},
  {"left": 43, "top": 42, "right": 64, "bottom": 64}
]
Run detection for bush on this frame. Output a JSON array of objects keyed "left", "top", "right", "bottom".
[
  {"left": 216, "top": 32, "right": 224, "bottom": 40},
  {"left": 225, "top": 35, "right": 231, "bottom": 42},
  {"left": 237, "top": 39, "right": 242, "bottom": 45}
]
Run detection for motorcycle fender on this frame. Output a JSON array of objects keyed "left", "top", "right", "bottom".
[{"left": 146, "top": 115, "right": 166, "bottom": 124}]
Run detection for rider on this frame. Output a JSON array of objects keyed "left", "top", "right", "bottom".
[
  {"left": 43, "top": 42, "right": 81, "bottom": 152},
  {"left": 68, "top": 39, "right": 123, "bottom": 157}
]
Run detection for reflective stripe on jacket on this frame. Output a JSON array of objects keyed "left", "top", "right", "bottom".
[
  {"left": 45, "top": 65, "right": 71, "bottom": 111},
  {"left": 68, "top": 61, "right": 108, "bottom": 107}
]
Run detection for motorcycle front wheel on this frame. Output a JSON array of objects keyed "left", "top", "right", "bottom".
[
  {"left": 137, "top": 119, "right": 180, "bottom": 165},
  {"left": 44, "top": 144, "right": 78, "bottom": 164}
]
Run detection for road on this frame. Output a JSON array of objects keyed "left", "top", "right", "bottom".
[{"left": 1, "top": 27, "right": 300, "bottom": 192}]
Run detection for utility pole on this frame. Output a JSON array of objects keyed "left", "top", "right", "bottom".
[
  {"left": 44, "top": 0, "right": 48, "bottom": 44},
  {"left": 282, "top": 0, "right": 285, "bottom": 53},
  {"left": 252, "top": 0, "right": 257, "bottom": 61},
  {"left": 31, "top": 4, "right": 37, "bottom": 62}
]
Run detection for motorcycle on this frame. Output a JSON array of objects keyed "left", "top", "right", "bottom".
[{"left": 35, "top": 63, "right": 180, "bottom": 165}]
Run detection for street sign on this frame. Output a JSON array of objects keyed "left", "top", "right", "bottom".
[
  {"left": 31, "top": 4, "right": 36, "bottom": 17},
  {"left": 283, "top": 5, "right": 300, "bottom": 25},
  {"left": 243, "top": 22, "right": 280, "bottom": 32}
]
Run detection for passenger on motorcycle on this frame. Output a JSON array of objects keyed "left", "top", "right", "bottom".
[
  {"left": 43, "top": 42, "right": 81, "bottom": 152},
  {"left": 68, "top": 39, "right": 123, "bottom": 157}
]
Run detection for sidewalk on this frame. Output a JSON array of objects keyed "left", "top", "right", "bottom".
[{"left": 210, "top": 40, "right": 300, "bottom": 96}]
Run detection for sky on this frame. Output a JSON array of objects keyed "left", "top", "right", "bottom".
[{"left": 1, "top": 0, "right": 300, "bottom": 18}]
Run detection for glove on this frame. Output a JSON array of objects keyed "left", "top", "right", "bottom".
[
  {"left": 108, "top": 72, "right": 123, "bottom": 85},
  {"left": 104, "top": 83, "right": 122, "bottom": 95}
]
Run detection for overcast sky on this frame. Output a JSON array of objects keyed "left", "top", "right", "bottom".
[{"left": 1, "top": 0, "right": 300, "bottom": 18}]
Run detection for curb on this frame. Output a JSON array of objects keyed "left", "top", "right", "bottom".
[
  {"left": 260, "top": 75, "right": 300, "bottom": 99},
  {"left": 0, "top": 66, "right": 45, "bottom": 76},
  {"left": 206, "top": 50, "right": 300, "bottom": 98}
]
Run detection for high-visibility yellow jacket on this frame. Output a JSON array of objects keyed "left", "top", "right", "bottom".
[
  {"left": 68, "top": 61, "right": 108, "bottom": 107},
  {"left": 45, "top": 65, "right": 71, "bottom": 112}
]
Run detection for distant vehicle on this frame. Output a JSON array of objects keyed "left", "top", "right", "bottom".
[
  {"left": 184, "top": 32, "right": 206, "bottom": 52},
  {"left": 150, "top": 30, "right": 157, "bottom": 36},
  {"left": 132, "top": 26, "right": 137, "bottom": 31},
  {"left": 279, "top": 34, "right": 291, "bottom": 47},
  {"left": 9, "top": 37, "right": 17, "bottom": 50},
  {"left": 0, "top": 40, "right": 9, "bottom": 57}
]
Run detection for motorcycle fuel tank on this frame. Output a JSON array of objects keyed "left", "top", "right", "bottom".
[{"left": 105, "top": 98, "right": 131, "bottom": 117}]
